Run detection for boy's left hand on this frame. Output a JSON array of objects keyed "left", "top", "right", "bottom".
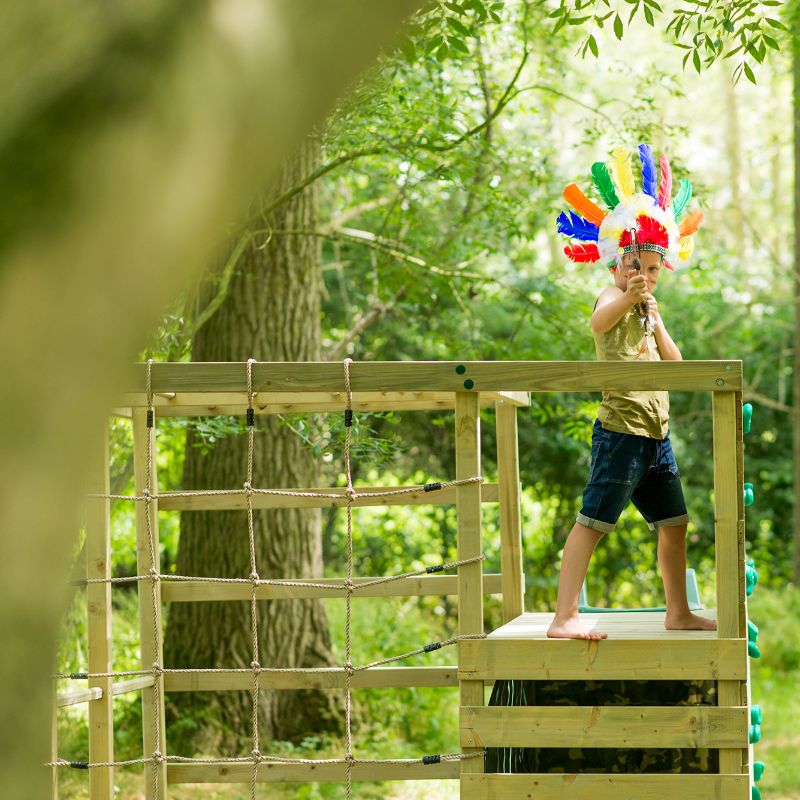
[{"left": 645, "top": 294, "right": 662, "bottom": 324}]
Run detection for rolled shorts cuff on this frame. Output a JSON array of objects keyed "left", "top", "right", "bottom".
[
  {"left": 649, "top": 513, "right": 689, "bottom": 531},
  {"left": 576, "top": 513, "right": 615, "bottom": 534}
]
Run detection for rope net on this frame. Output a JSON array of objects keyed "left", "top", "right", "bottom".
[{"left": 51, "top": 359, "right": 487, "bottom": 796}]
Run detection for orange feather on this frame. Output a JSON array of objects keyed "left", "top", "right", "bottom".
[
  {"left": 678, "top": 209, "right": 703, "bottom": 237},
  {"left": 563, "top": 184, "right": 606, "bottom": 226}
]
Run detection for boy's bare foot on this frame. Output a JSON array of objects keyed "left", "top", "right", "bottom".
[
  {"left": 664, "top": 611, "right": 717, "bottom": 631},
  {"left": 547, "top": 616, "right": 608, "bottom": 640}
]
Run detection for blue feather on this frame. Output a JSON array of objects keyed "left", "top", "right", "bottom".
[
  {"left": 556, "top": 211, "right": 599, "bottom": 242},
  {"left": 638, "top": 144, "right": 657, "bottom": 200}
]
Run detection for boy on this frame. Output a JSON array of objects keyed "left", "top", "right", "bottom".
[{"left": 547, "top": 144, "right": 714, "bottom": 640}]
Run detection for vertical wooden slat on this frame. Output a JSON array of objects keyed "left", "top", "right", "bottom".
[
  {"left": 87, "top": 424, "right": 114, "bottom": 798},
  {"left": 495, "top": 402, "right": 524, "bottom": 622},
  {"left": 133, "top": 409, "right": 167, "bottom": 798},
  {"left": 51, "top": 680, "right": 59, "bottom": 800},
  {"left": 712, "top": 391, "right": 746, "bottom": 776},
  {"left": 455, "top": 393, "right": 484, "bottom": 782}
]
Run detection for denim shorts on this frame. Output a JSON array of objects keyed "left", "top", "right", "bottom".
[{"left": 577, "top": 419, "right": 689, "bottom": 534}]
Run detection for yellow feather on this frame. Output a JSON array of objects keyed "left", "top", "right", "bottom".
[
  {"left": 678, "top": 236, "right": 694, "bottom": 260},
  {"left": 611, "top": 147, "right": 635, "bottom": 199}
]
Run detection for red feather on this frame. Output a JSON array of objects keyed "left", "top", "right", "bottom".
[
  {"left": 657, "top": 154, "right": 672, "bottom": 210},
  {"left": 564, "top": 243, "right": 600, "bottom": 263}
]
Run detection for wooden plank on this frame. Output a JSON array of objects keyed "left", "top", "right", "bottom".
[
  {"left": 168, "top": 760, "right": 460, "bottom": 784},
  {"left": 128, "top": 360, "right": 743, "bottom": 395},
  {"left": 161, "top": 573, "right": 503, "bottom": 602},
  {"left": 165, "top": 665, "right": 459, "bottom": 692},
  {"left": 460, "top": 706, "right": 748, "bottom": 748},
  {"left": 458, "top": 638, "right": 748, "bottom": 680},
  {"left": 713, "top": 392, "right": 747, "bottom": 776},
  {"left": 118, "top": 390, "right": 525, "bottom": 415},
  {"left": 486, "top": 610, "right": 721, "bottom": 640},
  {"left": 157, "top": 482, "right": 499, "bottom": 511},
  {"left": 461, "top": 773, "right": 749, "bottom": 800},
  {"left": 112, "top": 676, "right": 156, "bottom": 696},
  {"left": 56, "top": 687, "right": 104, "bottom": 708},
  {"left": 495, "top": 403, "right": 524, "bottom": 622},
  {"left": 86, "top": 426, "right": 114, "bottom": 799},
  {"left": 51, "top": 682, "right": 58, "bottom": 800},
  {"left": 455, "top": 392, "right": 484, "bottom": 778},
  {"left": 133, "top": 409, "right": 167, "bottom": 799}
]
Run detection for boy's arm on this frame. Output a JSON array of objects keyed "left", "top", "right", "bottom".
[
  {"left": 591, "top": 276, "right": 647, "bottom": 334},
  {"left": 648, "top": 296, "right": 682, "bottom": 360}
]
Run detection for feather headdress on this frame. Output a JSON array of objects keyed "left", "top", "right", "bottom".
[{"left": 556, "top": 143, "right": 702, "bottom": 270}]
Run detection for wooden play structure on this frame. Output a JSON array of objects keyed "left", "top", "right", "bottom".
[{"left": 52, "top": 359, "right": 759, "bottom": 799}]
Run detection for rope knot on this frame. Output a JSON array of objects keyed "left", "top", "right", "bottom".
[
  {"left": 148, "top": 567, "right": 159, "bottom": 580},
  {"left": 343, "top": 578, "right": 355, "bottom": 592},
  {"left": 153, "top": 749, "right": 165, "bottom": 764},
  {"left": 345, "top": 487, "right": 357, "bottom": 500},
  {"left": 251, "top": 749, "right": 262, "bottom": 763},
  {"left": 151, "top": 662, "right": 163, "bottom": 676},
  {"left": 344, "top": 753, "right": 356, "bottom": 764},
  {"left": 249, "top": 572, "right": 260, "bottom": 584},
  {"left": 142, "top": 488, "right": 151, "bottom": 498},
  {"left": 243, "top": 481, "right": 253, "bottom": 492},
  {"left": 251, "top": 660, "right": 261, "bottom": 672},
  {"left": 343, "top": 661, "right": 354, "bottom": 675}
]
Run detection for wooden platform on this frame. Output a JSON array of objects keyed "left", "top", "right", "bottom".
[{"left": 488, "top": 610, "right": 719, "bottom": 640}]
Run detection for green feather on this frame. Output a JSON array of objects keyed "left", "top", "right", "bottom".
[
  {"left": 672, "top": 179, "right": 692, "bottom": 219},
  {"left": 591, "top": 162, "right": 620, "bottom": 210}
]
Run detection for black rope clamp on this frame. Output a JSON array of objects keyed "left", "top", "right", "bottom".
[
  {"left": 69, "top": 761, "right": 89, "bottom": 770},
  {"left": 425, "top": 565, "right": 445, "bottom": 574},
  {"left": 146, "top": 409, "right": 154, "bottom": 428},
  {"left": 423, "top": 482, "right": 442, "bottom": 493},
  {"left": 69, "top": 672, "right": 89, "bottom": 680},
  {"left": 246, "top": 407, "right": 255, "bottom": 427},
  {"left": 344, "top": 408, "right": 353, "bottom": 427},
  {"left": 423, "top": 642, "right": 442, "bottom": 653},
  {"left": 422, "top": 755, "right": 441, "bottom": 765}
]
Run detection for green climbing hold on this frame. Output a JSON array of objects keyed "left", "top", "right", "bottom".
[
  {"left": 455, "top": 365, "right": 466, "bottom": 375},
  {"left": 745, "top": 564, "right": 759, "bottom": 597},
  {"left": 463, "top": 379, "right": 474, "bottom": 390},
  {"left": 744, "top": 483, "right": 754, "bottom": 506},
  {"left": 748, "top": 641, "right": 761, "bottom": 659},
  {"left": 754, "top": 761, "right": 765, "bottom": 782},
  {"left": 752, "top": 786, "right": 762, "bottom": 800},
  {"left": 743, "top": 403, "right": 753, "bottom": 434},
  {"left": 750, "top": 704, "right": 762, "bottom": 726},
  {"left": 749, "top": 723, "right": 761, "bottom": 744},
  {"left": 747, "top": 619, "right": 759, "bottom": 642}
]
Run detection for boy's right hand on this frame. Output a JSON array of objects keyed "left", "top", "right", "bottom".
[{"left": 625, "top": 271, "right": 647, "bottom": 304}]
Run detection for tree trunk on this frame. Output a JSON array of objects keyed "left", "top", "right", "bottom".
[{"left": 165, "top": 137, "right": 343, "bottom": 750}]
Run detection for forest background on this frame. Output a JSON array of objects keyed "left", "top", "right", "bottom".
[{"left": 53, "top": 0, "right": 800, "bottom": 798}]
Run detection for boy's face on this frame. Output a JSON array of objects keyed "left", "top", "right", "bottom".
[{"left": 616, "top": 250, "right": 664, "bottom": 293}]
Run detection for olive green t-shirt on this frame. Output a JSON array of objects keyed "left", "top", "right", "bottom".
[{"left": 593, "top": 304, "right": 669, "bottom": 440}]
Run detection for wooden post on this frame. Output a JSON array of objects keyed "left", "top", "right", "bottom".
[
  {"left": 712, "top": 391, "right": 746, "bottom": 776},
  {"left": 86, "top": 424, "right": 114, "bottom": 798},
  {"left": 133, "top": 409, "right": 167, "bottom": 799},
  {"left": 51, "top": 680, "right": 59, "bottom": 800},
  {"left": 455, "top": 393, "right": 484, "bottom": 783},
  {"left": 495, "top": 402, "right": 524, "bottom": 623}
]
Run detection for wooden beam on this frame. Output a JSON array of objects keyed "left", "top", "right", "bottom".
[
  {"left": 461, "top": 773, "right": 749, "bottom": 800},
  {"left": 56, "top": 687, "right": 104, "bottom": 708},
  {"left": 156, "top": 482, "right": 500, "bottom": 511},
  {"left": 455, "top": 392, "right": 484, "bottom": 780},
  {"left": 86, "top": 426, "right": 114, "bottom": 799},
  {"left": 458, "top": 637, "right": 748, "bottom": 680},
  {"left": 713, "top": 392, "right": 747, "bottom": 777},
  {"left": 118, "top": 390, "right": 530, "bottom": 415},
  {"left": 168, "top": 760, "right": 460, "bottom": 784},
  {"left": 127, "top": 360, "right": 743, "bottom": 395},
  {"left": 165, "top": 665, "right": 459, "bottom": 692},
  {"left": 460, "top": 706, "right": 748, "bottom": 748},
  {"left": 495, "top": 403, "right": 524, "bottom": 622},
  {"left": 161, "top": 573, "right": 503, "bottom": 602},
  {"left": 133, "top": 409, "right": 167, "bottom": 799}
]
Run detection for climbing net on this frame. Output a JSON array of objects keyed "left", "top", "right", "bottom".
[{"left": 51, "top": 358, "right": 487, "bottom": 798}]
